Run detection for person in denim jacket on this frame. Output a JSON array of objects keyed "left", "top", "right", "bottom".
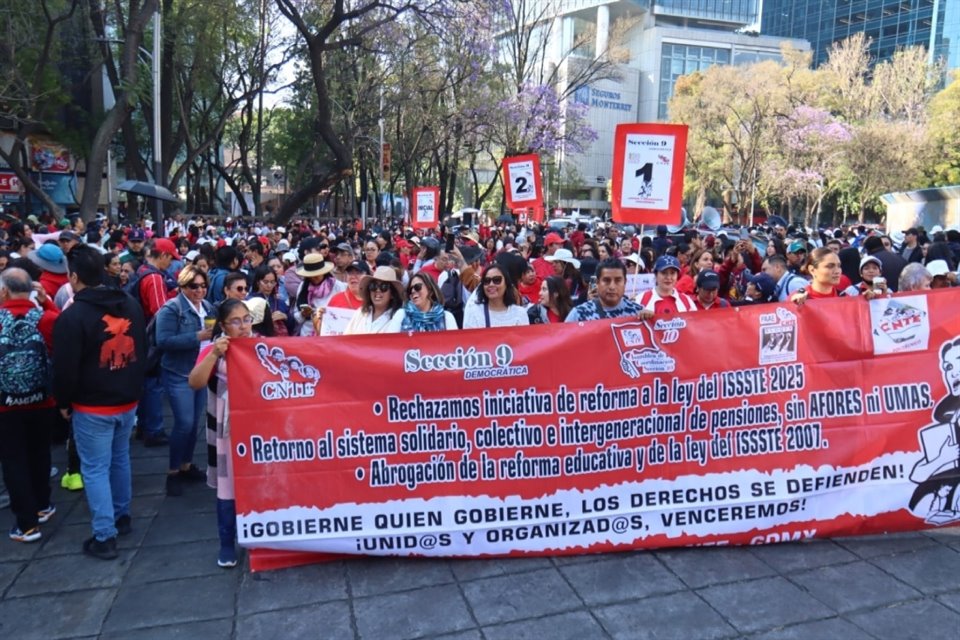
[{"left": 155, "top": 265, "right": 214, "bottom": 497}]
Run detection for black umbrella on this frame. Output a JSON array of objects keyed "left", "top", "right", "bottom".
[
  {"left": 116, "top": 180, "right": 179, "bottom": 203},
  {"left": 497, "top": 213, "right": 515, "bottom": 224}
]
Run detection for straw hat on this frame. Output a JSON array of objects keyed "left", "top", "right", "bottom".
[
  {"left": 295, "top": 254, "right": 334, "bottom": 278},
  {"left": 359, "top": 266, "right": 404, "bottom": 302}
]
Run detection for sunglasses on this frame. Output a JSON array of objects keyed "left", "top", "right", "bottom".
[
  {"left": 319, "top": 244, "right": 329, "bottom": 250},
  {"left": 408, "top": 282, "right": 425, "bottom": 294},
  {"left": 225, "top": 316, "right": 254, "bottom": 328},
  {"left": 232, "top": 286, "right": 248, "bottom": 292},
  {"left": 184, "top": 282, "right": 207, "bottom": 290},
  {"left": 368, "top": 282, "right": 392, "bottom": 293},
  {"left": 482, "top": 275, "right": 504, "bottom": 286}
]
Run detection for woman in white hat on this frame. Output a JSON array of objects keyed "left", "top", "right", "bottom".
[
  {"left": 545, "top": 248, "right": 588, "bottom": 304},
  {"left": 344, "top": 266, "right": 405, "bottom": 334},
  {"left": 293, "top": 254, "right": 345, "bottom": 336}
]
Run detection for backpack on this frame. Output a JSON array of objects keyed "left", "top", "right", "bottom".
[
  {"left": 440, "top": 271, "right": 464, "bottom": 328},
  {"left": 124, "top": 264, "right": 170, "bottom": 300},
  {"left": 0, "top": 308, "right": 50, "bottom": 406}
]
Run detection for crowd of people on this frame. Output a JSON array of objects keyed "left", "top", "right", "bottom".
[{"left": 0, "top": 208, "right": 958, "bottom": 567}]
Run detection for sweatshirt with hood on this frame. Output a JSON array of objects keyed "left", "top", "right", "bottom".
[{"left": 53, "top": 285, "right": 146, "bottom": 414}]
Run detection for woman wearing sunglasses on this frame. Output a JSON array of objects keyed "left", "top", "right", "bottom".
[
  {"left": 386, "top": 272, "right": 457, "bottom": 332},
  {"left": 344, "top": 266, "right": 405, "bottom": 334},
  {"left": 462, "top": 264, "right": 529, "bottom": 329},
  {"left": 187, "top": 299, "right": 252, "bottom": 568},
  {"left": 155, "top": 265, "right": 215, "bottom": 497}
]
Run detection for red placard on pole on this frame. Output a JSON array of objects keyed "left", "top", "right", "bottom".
[
  {"left": 610, "top": 123, "right": 687, "bottom": 225},
  {"left": 502, "top": 154, "right": 543, "bottom": 212},
  {"left": 411, "top": 187, "right": 440, "bottom": 230}
]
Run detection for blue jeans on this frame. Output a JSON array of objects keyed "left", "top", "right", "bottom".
[
  {"left": 162, "top": 369, "right": 206, "bottom": 472},
  {"left": 72, "top": 407, "right": 136, "bottom": 541},
  {"left": 137, "top": 374, "right": 165, "bottom": 437}
]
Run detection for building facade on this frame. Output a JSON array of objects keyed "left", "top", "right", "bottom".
[
  {"left": 533, "top": 1, "right": 808, "bottom": 212},
  {"left": 762, "top": 0, "right": 959, "bottom": 71}
]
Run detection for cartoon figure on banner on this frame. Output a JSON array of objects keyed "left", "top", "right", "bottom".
[
  {"left": 610, "top": 320, "right": 675, "bottom": 378},
  {"left": 908, "top": 336, "right": 960, "bottom": 524},
  {"left": 255, "top": 343, "right": 320, "bottom": 384},
  {"left": 759, "top": 307, "right": 798, "bottom": 365}
]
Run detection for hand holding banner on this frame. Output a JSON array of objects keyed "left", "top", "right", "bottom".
[{"left": 611, "top": 123, "right": 687, "bottom": 225}]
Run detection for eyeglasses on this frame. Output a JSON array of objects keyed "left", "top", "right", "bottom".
[
  {"left": 225, "top": 316, "right": 254, "bottom": 328},
  {"left": 482, "top": 275, "right": 504, "bottom": 286},
  {"left": 368, "top": 282, "right": 392, "bottom": 293},
  {"left": 232, "top": 286, "right": 248, "bottom": 292},
  {"left": 408, "top": 283, "right": 424, "bottom": 294},
  {"left": 184, "top": 282, "right": 207, "bottom": 290},
  {"left": 261, "top": 279, "right": 277, "bottom": 286}
]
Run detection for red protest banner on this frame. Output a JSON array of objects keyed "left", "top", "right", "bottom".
[
  {"left": 502, "top": 154, "right": 543, "bottom": 212},
  {"left": 411, "top": 187, "right": 439, "bottom": 230},
  {"left": 610, "top": 123, "right": 687, "bottom": 225},
  {"left": 228, "top": 291, "right": 960, "bottom": 571}
]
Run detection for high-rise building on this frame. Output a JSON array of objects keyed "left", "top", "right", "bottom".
[
  {"left": 762, "top": 0, "right": 960, "bottom": 71},
  {"left": 523, "top": 1, "right": 808, "bottom": 212}
]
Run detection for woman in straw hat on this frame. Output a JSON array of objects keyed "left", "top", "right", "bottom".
[
  {"left": 344, "top": 266, "right": 405, "bottom": 334},
  {"left": 293, "top": 253, "right": 345, "bottom": 336}
]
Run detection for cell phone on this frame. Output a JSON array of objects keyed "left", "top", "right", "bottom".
[
  {"left": 873, "top": 276, "right": 886, "bottom": 291},
  {"left": 299, "top": 304, "right": 313, "bottom": 313},
  {"left": 740, "top": 227, "right": 750, "bottom": 240},
  {"left": 445, "top": 233, "right": 455, "bottom": 252},
  {"left": 589, "top": 275, "right": 598, "bottom": 292}
]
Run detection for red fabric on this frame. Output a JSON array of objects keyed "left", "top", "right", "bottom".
[
  {"left": 419, "top": 262, "right": 443, "bottom": 284},
  {"left": 675, "top": 273, "right": 695, "bottom": 296},
  {"left": 39, "top": 271, "right": 68, "bottom": 299},
  {"left": 517, "top": 279, "right": 542, "bottom": 306},
  {"left": 327, "top": 289, "right": 363, "bottom": 310},
  {"left": 138, "top": 272, "right": 175, "bottom": 320},
  {"left": 72, "top": 400, "right": 138, "bottom": 415},
  {"left": 807, "top": 286, "right": 841, "bottom": 299},
  {"left": 532, "top": 257, "right": 554, "bottom": 280}
]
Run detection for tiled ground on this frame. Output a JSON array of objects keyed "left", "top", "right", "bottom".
[{"left": 1, "top": 441, "right": 958, "bottom": 639}]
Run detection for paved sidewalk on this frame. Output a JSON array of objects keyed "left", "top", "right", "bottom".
[{"left": 1, "top": 439, "right": 959, "bottom": 640}]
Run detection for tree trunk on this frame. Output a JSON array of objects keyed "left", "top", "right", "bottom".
[{"left": 80, "top": 0, "right": 159, "bottom": 221}]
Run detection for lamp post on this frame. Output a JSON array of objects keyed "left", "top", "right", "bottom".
[{"left": 152, "top": 8, "right": 164, "bottom": 237}]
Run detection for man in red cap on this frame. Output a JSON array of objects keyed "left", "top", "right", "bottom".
[
  {"left": 132, "top": 237, "right": 179, "bottom": 447},
  {"left": 533, "top": 232, "right": 564, "bottom": 280}
]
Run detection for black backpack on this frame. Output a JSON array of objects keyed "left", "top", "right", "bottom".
[{"left": 440, "top": 271, "right": 464, "bottom": 328}]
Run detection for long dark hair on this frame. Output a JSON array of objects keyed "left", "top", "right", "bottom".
[
  {"left": 251, "top": 263, "right": 277, "bottom": 300},
  {"left": 475, "top": 264, "right": 519, "bottom": 306},
  {"left": 543, "top": 275, "right": 573, "bottom": 319}
]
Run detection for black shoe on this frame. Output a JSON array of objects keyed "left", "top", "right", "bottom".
[
  {"left": 144, "top": 432, "right": 169, "bottom": 447},
  {"left": 115, "top": 515, "right": 132, "bottom": 536},
  {"left": 83, "top": 536, "right": 118, "bottom": 560},
  {"left": 179, "top": 465, "right": 206, "bottom": 483},
  {"left": 165, "top": 474, "right": 183, "bottom": 497}
]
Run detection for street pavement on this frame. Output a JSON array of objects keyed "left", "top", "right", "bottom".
[{"left": 1, "top": 437, "right": 959, "bottom": 640}]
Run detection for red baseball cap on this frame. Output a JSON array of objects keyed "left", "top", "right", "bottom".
[
  {"left": 544, "top": 232, "right": 564, "bottom": 246},
  {"left": 153, "top": 238, "right": 181, "bottom": 260}
]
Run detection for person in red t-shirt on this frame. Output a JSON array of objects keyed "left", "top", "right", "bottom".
[
  {"left": 313, "top": 260, "right": 367, "bottom": 335},
  {"left": 516, "top": 263, "right": 542, "bottom": 306}
]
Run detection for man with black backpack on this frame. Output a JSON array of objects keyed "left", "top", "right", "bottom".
[
  {"left": 0, "top": 268, "right": 60, "bottom": 543},
  {"left": 129, "top": 238, "right": 178, "bottom": 447}
]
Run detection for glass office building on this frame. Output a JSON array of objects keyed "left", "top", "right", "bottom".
[{"left": 762, "top": 0, "right": 958, "bottom": 70}]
